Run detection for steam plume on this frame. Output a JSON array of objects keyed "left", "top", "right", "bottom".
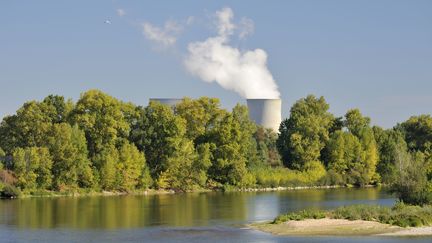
[{"left": 184, "top": 7, "right": 280, "bottom": 98}]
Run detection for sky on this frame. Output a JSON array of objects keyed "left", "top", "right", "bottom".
[{"left": 0, "top": 0, "right": 431, "bottom": 128}]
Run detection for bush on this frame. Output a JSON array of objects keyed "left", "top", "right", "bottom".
[
  {"left": 273, "top": 208, "right": 326, "bottom": 224},
  {"left": 331, "top": 205, "right": 390, "bottom": 221},
  {"left": 273, "top": 204, "right": 432, "bottom": 228},
  {"left": 0, "top": 183, "right": 21, "bottom": 198},
  {"left": 251, "top": 165, "right": 327, "bottom": 188}
]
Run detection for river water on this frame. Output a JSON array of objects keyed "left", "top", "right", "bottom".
[{"left": 0, "top": 188, "right": 431, "bottom": 242}]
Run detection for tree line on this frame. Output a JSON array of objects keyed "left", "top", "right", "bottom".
[{"left": 0, "top": 90, "right": 431, "bottom": 202}]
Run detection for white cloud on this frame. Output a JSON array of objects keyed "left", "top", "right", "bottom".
[
  {"left": 117, "top": 8, "right": 126, "bottom": 17},
  {"left": 142, "top": 20, "right": 182, "bottom": 47}
]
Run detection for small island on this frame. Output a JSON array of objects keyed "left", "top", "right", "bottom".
[{"left": 251, "top": 204, "right": 432, "bottom": 236}]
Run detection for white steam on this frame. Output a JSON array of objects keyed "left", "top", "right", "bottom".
[{"left": 184, "top": 7, "right": 280, "bottom": 98}]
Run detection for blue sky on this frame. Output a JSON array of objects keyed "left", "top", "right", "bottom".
[{"left": 1, "top": 0, "right": 431, "bottom": 128}]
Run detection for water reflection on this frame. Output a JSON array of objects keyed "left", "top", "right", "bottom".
[{"left": 0, "top": 188, "right": 394, "bottom": 229}]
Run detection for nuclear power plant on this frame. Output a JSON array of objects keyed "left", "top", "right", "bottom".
[
  {"left": 149, "top": 98, "right": 183, "bottom": 107},
  {"left": 246, "top": 99, "right": 281, "bottom": 132},
  {"left": 149, "top": 98, "right": 282, "bottom": 132}
]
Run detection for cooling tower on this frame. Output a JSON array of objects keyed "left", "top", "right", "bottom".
[
  {"left": 247, "top": 99, "right": 282, "bottom": 132},
  {"left": 149, "top": 98, "right": 182, "bottom": 107}
]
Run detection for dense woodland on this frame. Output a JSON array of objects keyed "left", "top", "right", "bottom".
[{"left": 0, "top": 90, "right": 431, "bottom": 202}]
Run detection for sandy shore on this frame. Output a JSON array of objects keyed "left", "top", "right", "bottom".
[{"left": 251, "top": 218, "right": 432, "bottom": 236}]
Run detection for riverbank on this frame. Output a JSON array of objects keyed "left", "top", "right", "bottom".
[
  {"left": 251, "top": 218, "right": 432, "bottom": 236},
  {"left": 251, "top": 204, "right": 432, "bottom": 236},
  {"left": 1, "top": 184, "right": 355, "bottom": 199}
]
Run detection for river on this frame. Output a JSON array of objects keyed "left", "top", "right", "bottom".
[{"left": 0, "top": 187, "right": 431, "bottom": 242}]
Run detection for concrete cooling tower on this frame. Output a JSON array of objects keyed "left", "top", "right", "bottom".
[
  {"left": 247, "top": 99, "right": 282, "bottom": 132},
  {"left": 149, "top": 98, "right": 182, "bottom": 107}
]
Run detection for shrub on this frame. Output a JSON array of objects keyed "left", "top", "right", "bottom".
[
  {"left": 273, "top": 208, "right": 326, "bottom": 224},
  {"left": 0, "top": 183, "right": 21, "bottom": 198},
  {"left": 273, "top": 204, "right": 432, "bottom": 228}
]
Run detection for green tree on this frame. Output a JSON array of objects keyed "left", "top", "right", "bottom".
[
  {"left": 357, "top": 128, "right": 379, "bottom": 185},
  {"left": 175, "top": 97, "right": 225, "bottom": 142},
  {"left": 42, "top": 95, "right": 73, "bottom": 124},
  {"left": 207, "top": 113, "right": 252, "bottom": 186},
  {"left": 345, "top": 109, "right": 371, "bottom": 137},
  {"left": 158, "top": 140, "right": 202, "bottom": 191},
  {"left": 12, "top": 147, "right": 53, "bottom": 191},
  {"left": 130, "top": 101, "right": 187, "bottom": 179},
  {"left": 0, "top": 101, "right": 53, "bottom": 154},
  {"left": 94, "top": 145, "right": 118, "bottom": 190},
  {"left": 47, "top": 123, "right": 94, "bottom": 190},
  {"left": 115, "top": 142, "right": 148, "bottom": 191},
  {"left": 70, "top": 90, "right": 130, "bottom": 158},
  {"left": 254, "top": 127, "right": 281, "bottom": 167},
  {"left": 277, "top": 95, "right": 334, "bottom": 170},
  {"left": 231, "top": 104, "right": 259, "bottom": 167},
  {"left": 399, "top": 115, "right": 432, "bottom": 152},
  {"left": 373, "top": 127, "right": 408, "bottom": 183},
  {"left": 390, "top": 150, "right": 432, "bottom": 205}
]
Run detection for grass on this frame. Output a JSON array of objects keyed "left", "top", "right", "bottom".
[{"left": 273, "top": 203, "right": 432, "bottom": 227}]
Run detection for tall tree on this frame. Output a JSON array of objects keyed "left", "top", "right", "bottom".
[
  {"left": 157, "top": 140, "right": 210, "bottom": 191},
  {"left": 345, "top": 109, "right": 371, "bottom": 137},
  {"left": 254, "top": 127, "right": 282, "bottom": 167},
  {"left": 0, "top": 101, "right": 52, "bottom": 153},
  {"left": 277, "top": 95, "right": 334, "bottom": 170},
  {"left": 130, "top": 101, "right": 187, "bottom": 179},
  {"left": 206, "top": 113, "right": 252, "bottom": 186},
  {"left": 70, "top": 90, "right": 130, "bottom": 159},
  {"left": 42, "top": 95, "right": 73, "bottom": 124},
  {"left": 94, "top": 145, "right": 118, "bottom": 190},
  {"left": 373, "top": 127, "right": 408, "bottom": 183},
  {"left": 231, "top": 104, "right": 259, "bottom": 167},
  {"left": 399, "top": 115, "right": 432, "bottom": 152},
  {"left": 47, "top": 123, "right": 94, "bottom": 190},
  {"left": 12, "top": 147, "right": 52, "bottom": 191},
  {"left": 115, "top": 141, "right": 148, "bottom": 191},
  {"left": 175, "top": 97, "right": 225, "bottom": 142}
]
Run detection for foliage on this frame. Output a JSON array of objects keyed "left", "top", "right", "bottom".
[
  {"left": 274, "top": 204, "right": 432, "bottom": 228},
  {"left": 0, "top": 102, "right": 52, "bottom": 154},
  {"left": 115, "top": 141, "right": 149, "bottom": 191},
  {"left": 323, "top": 109, "right": 378, "bottom": 186},
  {"left": 390, "top": 151, "right": 432, "bottom": 205},
  {"left": 251, "top": 162, "right": 326, "bottom": 188},
  {"left": 70, "top": 90, "right": 130, "bottom": 158},
  {"left": 399, "top": 115, "right": 432, "bottom": 152},
  {"left": 373, "top": 127, "right": 408, "bottom": 183},
  {"left": 273, "top": 208, "right": 326, "bottom": 224},
  {"left": 254, "top": 127, "right": 282, "bottom": 167},
  {"left": 47, "top": 123, "right": 93, "bottom": 190},
  {"left": 277, "top": 95, "right": 334, "bottom": 170},
  {"left": 0, "top": 91, "right": 430, "bottom": 194},
  {"left": 130, "top": 101, "right": 187, "bottom": 179},
  {"left": 12, "top": 147, "right": 53, "bottom": 191},
  {"left": 157, "top": 140, "right": 211, "bottom": 191},
  {"left": 344, "top": 109, "right": 371, "bottom": 137},
  {"left": 0, "top": 183, "right": 21, "bottom": 198},
  {"left": 331, "top": 204, "right": 432, "bottom": 227}
]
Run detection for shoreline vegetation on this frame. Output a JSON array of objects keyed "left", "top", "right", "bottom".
[
  {"left": 250, "top": 204, "right": 432, "bottom": 236},
  {"left": 2, "top": 184, "right": 345, "bottom": 199},
  {"left": 1, "top": 90, "right": 431, "bottom": 203}
]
